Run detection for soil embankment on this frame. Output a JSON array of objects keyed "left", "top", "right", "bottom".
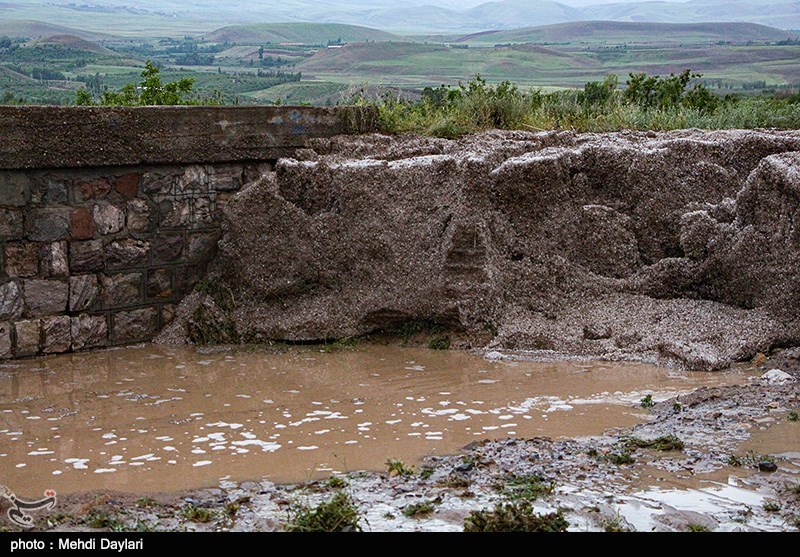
[{"left": 161, "top": 129, "right": 800, "bottom": 370}]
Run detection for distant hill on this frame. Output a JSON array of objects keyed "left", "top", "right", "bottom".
[
  {"left": 455, "top": 20, "right": 800, "bottom": 45},
  {"left": 30, "top": 34, "right": 120, "bottom": 55},
  {"left": 205, "top": 22, "right": 399, "bottom": 44},
  {"left": 583, "top": 0, "right": 800, "bottom": 29},
  {"left": 0, "top": 19, "right": 108, "bottom": 40},
  {"left": 466, "top": 0, "right": 585, "bottom": 28}
]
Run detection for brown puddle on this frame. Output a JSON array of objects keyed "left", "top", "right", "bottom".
[{"left": 0, "top": 345, "right": 758, "bottom": 496}]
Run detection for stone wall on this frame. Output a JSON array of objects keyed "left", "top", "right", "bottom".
[{"left": 0, "top": 106, "right": 378, "bottom": 358}]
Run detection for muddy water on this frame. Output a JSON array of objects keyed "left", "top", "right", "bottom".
[{"left": 0, "top": 345, "right": 758, "bottom": 496}]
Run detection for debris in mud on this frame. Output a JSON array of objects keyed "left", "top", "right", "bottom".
[{"left": 158, "top": 129, "right": 800, "bottom": 371}]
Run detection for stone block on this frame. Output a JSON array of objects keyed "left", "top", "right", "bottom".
[
  {"left": 93, "top": 203, "right": 125, "bottom": 235},
  {"left": 42, "top": 315, "right": 71, "bottom": 354},
  {"left": 77, "top": 178, "right": 110, "bottom": 201},
  {"left": 193, "top": 196, "right": 214, "bottom": 225},
  {"left": 70, "top": 207, "right": 95, "bottom": 240},
  {"left": 112, "top": 308, "right": 156, "bottom": 343},
  {"left": 42, "top": 181, "right": 68, "bottom": 204},
  {"left": 126, "top": 199, "right": 152, "bottom": 233},
  {"left": 0, "top": 172, "right": 31, "bottom": 207},
  {"left": 187, "top": 231, "right": 221, "bottom": 263},
  {"left": 23, "top": 279, "right": 68, "bottom": 317},
  {"left": 14, "top": 319, "right": 40, "bottom": 357},
  {"left": 147, "top": 268, "right": 172, "bottom": 299},
  {"left": 0, "top": 321, "right": 11, "bottom": 359},
  {"left": 160, "top": 199, "right": 191, "bottom": 227},
  {"left": 141, "top": 172, "right": 173, "bottom": 194},
  {"left": 105, "top": 239, "right": 150, "bottom": 270},
  {"left": 209, "top": 164, "right": 244, "bottom": 191},
  {"left": 26, "top": 207, "right": 70, "bottom": 242},
  {"left": 4, "top": 242, "right": 39, "bottom": 277},
  {"left": 177, "top": 165, "right": 208, "bottom": 193},
  {"left": 39, "top": 241, "right": 68, "bottom": 277},
  {"left": 101, "top": 272, "right": 142, "bottom": 307},
  {"left": 150, "top": 234, "right": 183, "bottom": 264},
  {"left": 0, "top": 208, "right": 23, "bottom": 239},
  {"left": 69, "top": 274, "right": 99, "bottom": 312},
  {"left": 115, "top": 173, "right": 140, "bottom": 199},
  {"left": 71, "top": 314, "right": 108, "bottom": 351},
  {"left": 161, "top": 304, "right": 176, "bottom": 326},
  {"left": 69, "top": 240, "right": 104, "bottom": 273},
  {"left": 0, "top": 281, "right": 23, "bottom": 320}
]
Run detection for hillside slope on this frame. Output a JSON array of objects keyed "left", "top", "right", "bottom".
[
  {"left": 0, "top": 19, "right": 109, "bottom": 40},
  {"left": 205, "top": 22, "right": 398, "bottom": 44},
  {"left": 455, "top": 20, "right": 799, "bottom": 45}
]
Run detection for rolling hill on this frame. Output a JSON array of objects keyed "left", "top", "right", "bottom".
[
  {"left": 0, "top": 19, "right": 110, "bottom": 40},
  {"left": 29, "top": 35, "right": 121, "bottom": 55},
  {"left": 204, "top": 22, "right": 399, "bottom": 44},
  {"left": 455, "top": 21, "right": 800, "bottom": 45}
]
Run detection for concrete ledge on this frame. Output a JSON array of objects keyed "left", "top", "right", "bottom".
[{"left": 0, "top": 105, "right": 379, "bottom": 170}]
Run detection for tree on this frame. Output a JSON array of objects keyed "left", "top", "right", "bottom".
[
  {"left": 623, "top": 69, "right": 715, "bottom": 111},
  {"left": 75, "top": 60, "right": 207, "bottom": 106}
]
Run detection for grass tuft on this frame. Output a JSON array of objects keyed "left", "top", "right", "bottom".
[
  {"left": 464, "top": 501, "right": 568, "bottom": 532},
  {"left": 285, "top": 491, "right": 363, "bottom": 532}
]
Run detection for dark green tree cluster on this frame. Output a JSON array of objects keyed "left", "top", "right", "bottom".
[{"left": 624, "top": 69, "right": 719, "bottom": 113}]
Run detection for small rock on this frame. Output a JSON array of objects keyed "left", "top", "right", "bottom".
[
  {"left": 484, "top": 351, "right": 504, "bottom": 361},
  {"left": 760, "top": 369, "right": 794, "bottom": 384},
  {"left": 758, "top": 461, "right": 778, "bottom": 473}
]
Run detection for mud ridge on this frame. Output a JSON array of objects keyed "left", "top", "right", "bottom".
[{"left": 159, "top": 129, "right": 800, "bottom": 370}]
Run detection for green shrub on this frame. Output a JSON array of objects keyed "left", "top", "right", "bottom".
[
  {"left": 464, "top": 501, "right": 568, "bottom": 532},
  {"left": 626, "top": 435, "right": 685, "bottom": 451},
  {"left": 285, "top": 492, "right": 363, "bottom": 532},
  {"left": 386, "top": 459, "right": 415, "bottom": 477},
  {"left": 495, "top": 473, "right": 555, "bottom": 501},
  {"left": 402, "top": 498, "right": 439, "bottom": 517}
]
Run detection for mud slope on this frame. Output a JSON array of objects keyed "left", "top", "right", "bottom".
[{"left": 159, "top": 129, "right": 800, "bottom": 370}]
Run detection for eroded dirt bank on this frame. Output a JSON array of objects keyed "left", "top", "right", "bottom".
[{"left": 160, "top": 129, "right": 800, "bottom": 371}]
